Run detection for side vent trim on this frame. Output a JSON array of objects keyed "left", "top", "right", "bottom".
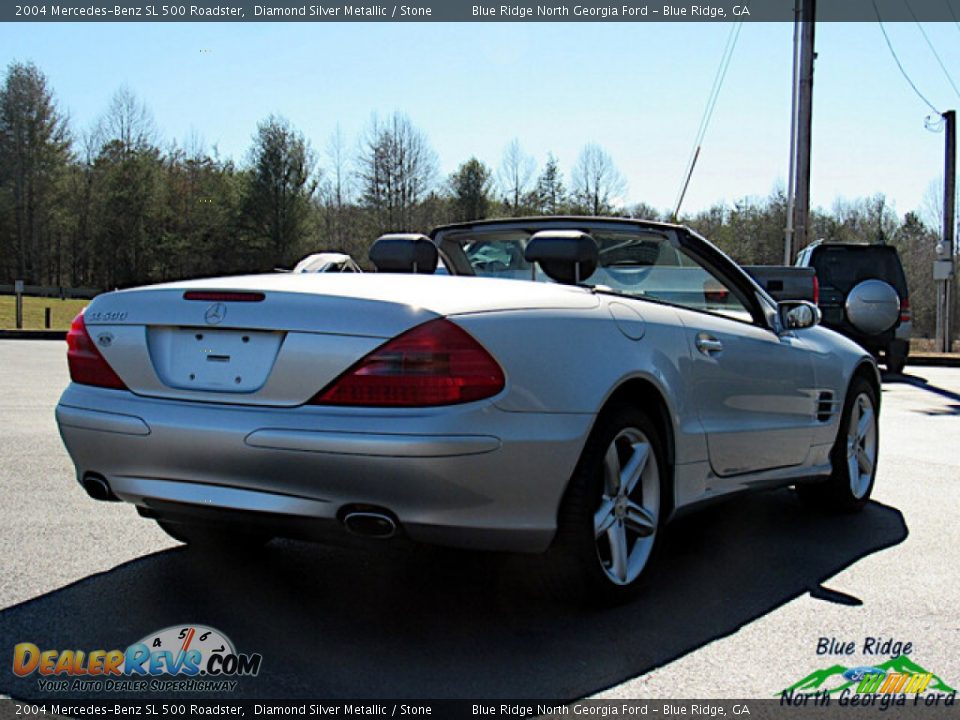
[{"left": 816, "top": 391, "right": 839, "bottom": 423}]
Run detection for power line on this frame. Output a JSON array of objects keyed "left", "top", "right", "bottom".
[
  {"left": 905, "top": 0, "right": 960, "bottom": 101},
  {"left": 873, "top": 0, "right": 941, "bottom": 115},
  {"left": 673, "top": 22, "right": 743, "bottom": 220}
]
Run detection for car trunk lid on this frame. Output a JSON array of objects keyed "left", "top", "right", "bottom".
[{"left": 78, "top": 273, "right": 597, "bottom": 406}]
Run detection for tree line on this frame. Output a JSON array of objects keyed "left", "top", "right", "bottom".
[{"left": 0, "top": 60, "right": 950, "bottom": 338}]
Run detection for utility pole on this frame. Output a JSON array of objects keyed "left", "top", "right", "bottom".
[
  {"left": 790, "top": 0, "right": 816, "bottom": 260},
  {"left": 784, "top": 14, "right": 801, "bottom": 264},
  {"left": 936, "top": 110, "right": 956, "bottom": 353}
]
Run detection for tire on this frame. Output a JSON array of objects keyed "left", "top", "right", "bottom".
[
  {"left": 886, "top": 354, "right": 906, "bottom": 375},
  {"left": 885, "top": 341, "right": 908, "bottom": 374},
  {"left": 797, "top": 376, "right": 879, "bottom": 512},
  {"left": 157, "top": 520, "right": 270, "bottom": 553},
  {"left": 541, "top": 404, "right": 666, "bottom": 605}
]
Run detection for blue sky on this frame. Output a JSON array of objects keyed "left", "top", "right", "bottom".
[{"left": 3, "top": 21, "right": 960, "bottom": 219}]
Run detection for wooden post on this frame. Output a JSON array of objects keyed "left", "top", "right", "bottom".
[
  {"left": 791, "top": 0, "right": 816, "bottom": 256},
  {"left": 15, "top": 280, "right": 23, "bottom": 330},
  {"left": 937, "top": 111, "right": 956, "bottom": 353},
  {"left": 44, "top": 307, "right": 52, "bottom": 329}
]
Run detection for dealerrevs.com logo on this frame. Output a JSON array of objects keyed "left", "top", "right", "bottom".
[{"left": 12, "top": 624, "right": 262, "bottom": 693}]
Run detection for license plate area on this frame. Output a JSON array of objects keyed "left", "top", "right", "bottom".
[{"left": 148, "top": 327, "right": 285, "bottom": 393}]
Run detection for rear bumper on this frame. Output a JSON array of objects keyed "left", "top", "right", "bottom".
[{"left": 56, "top": 384, "right": 594, "bottom": 552}]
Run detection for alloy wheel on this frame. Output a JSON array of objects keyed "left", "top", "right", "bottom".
[
  {"left": 593, "top": 427, "right": 660, "bottom": 586},
  {"left": 846, "top": 392, "right": 877, "bottom": 499}
]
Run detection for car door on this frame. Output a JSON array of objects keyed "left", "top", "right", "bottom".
[
  {"left": 675, "top": 304, "right": 816, "bottom": 478},
  {"left": 625, "top": 238, "right": 816, "bottom": 480}
]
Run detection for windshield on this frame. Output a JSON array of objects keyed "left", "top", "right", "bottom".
[{"left": 443, "top": 227, "right": 753, "bottom": 323}]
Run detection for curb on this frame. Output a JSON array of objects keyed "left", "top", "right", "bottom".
[
  {"left": 907, "top": 354, "right": 960, "bottom": 368},
  {"left": 0, "top": 330, "right": 66, "bottom": 340}
]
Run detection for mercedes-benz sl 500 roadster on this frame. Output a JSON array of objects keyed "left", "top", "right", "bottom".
[{"left": 56, "top": 217, "right": 880, "bottom": 601}]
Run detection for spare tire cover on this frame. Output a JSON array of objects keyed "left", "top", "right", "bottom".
[{"left": 845, "top": 279, "right": 900, "bottom": 334}]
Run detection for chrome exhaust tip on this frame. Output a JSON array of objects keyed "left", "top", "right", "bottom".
[
  {"left": 342, "top": 511, "right": 397, "bottom": 539},
  {"left": 82, "top": 473, "right": 119, "bottom": 502}
]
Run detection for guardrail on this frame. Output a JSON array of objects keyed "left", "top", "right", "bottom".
[{"left": 0, "top": 284, "right": 101, "bottom": 299}]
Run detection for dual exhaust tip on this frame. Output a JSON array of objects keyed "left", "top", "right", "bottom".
[{"left": 82, "top": 474, "right": 399, "bottom": 540}]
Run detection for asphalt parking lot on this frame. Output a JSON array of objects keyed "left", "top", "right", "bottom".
[{"left": 0, "top": 340, "right": 958, "bottom": 700}]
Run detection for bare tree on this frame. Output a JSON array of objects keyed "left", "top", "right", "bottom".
[
  {"left": 317, "top": 124, "right": 354, "bottom": 251},
  {"left": 327, "top": 124, "right": 351, "bottom": 213},
  {"left": 357, "top": 112, "right": 437, "bottom": 232},
  {"left": 571, "top": 143, "right": 626, "bottom": 216},
  {"left": 920, "top": 176, "right": 945, "bottom": 233},
  {"left": 497, "top": 138, "right": 535, "bottom": 212},
  {"left": 88, "top": 87, "right": 168, "bottom": 286},
  {"left": 828, "top": 194, "right": 898, "bottom": 245},
  {"left": 97, "top": 86, "right": 157, "bottom": 156}
]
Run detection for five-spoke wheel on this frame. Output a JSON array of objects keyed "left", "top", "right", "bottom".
[
  {"left": 797, "top": 375, "right": 879, "bottom": 512},
  {"left": 545, "top": 404, "right": 665, "bottom": 603},
  {"left": 846, "top": 391, "right": 877, "bottom": 500},
  {"left": 593, "top": 427, "right": 660, "bottom": 586}
]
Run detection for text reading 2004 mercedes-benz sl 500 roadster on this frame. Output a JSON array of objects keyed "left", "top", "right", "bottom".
[{"left": 56, "top": 217, "right": 880, "bottom": 602}]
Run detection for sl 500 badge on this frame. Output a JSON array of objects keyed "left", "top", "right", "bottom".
[{"left": 86, "top": 311, "right": 128, "bottom": 322}]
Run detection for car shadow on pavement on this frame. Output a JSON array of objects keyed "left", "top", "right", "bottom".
[
  {"left": 883, "top": 371, "right": 960, "bottom": 415},
  {"left": 0, "top": 489, "right": 906, "bottom": 700}
]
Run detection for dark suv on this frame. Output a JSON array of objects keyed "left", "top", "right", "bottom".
[{"left": 796, "top": 241, "right": 911, "bottom": 373}]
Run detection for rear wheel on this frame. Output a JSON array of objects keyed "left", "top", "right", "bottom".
[
  {"left": 543, "top": 405, "right": 665, "bottom": 604},
  {"left": 798, "top": 377, "right": 878, "bottom": 512},
  {"left": 156, "top": 520, "right": 270, "bottom": 553}
]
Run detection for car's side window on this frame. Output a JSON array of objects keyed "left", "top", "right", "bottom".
[{"left": 591, "top": 233, "right": 754, "bottom": 323}]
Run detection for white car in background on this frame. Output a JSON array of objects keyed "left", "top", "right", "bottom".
[{"left": 290, "top": 252, "right": 361, "bottom": 274}]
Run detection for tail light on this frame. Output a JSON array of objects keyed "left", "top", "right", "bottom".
[
  {"left": 812, "top": 275, "right": 820, "bottom": 306},
  {"left": 900, "top": 297, "right": 911, "bottom": 324},
  {"left": 66, "top": 312, "right": 127, "bottom": 390},
  {"left": 312, "top": 318, "right": 505, "bottom": 407}
]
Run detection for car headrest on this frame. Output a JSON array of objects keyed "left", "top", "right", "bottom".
[
  {"left": 369, "top": 234, "right": 439, "bottom": 274},
  {"left": 524, "top": 230, "right": 599, "bottom": 284}
]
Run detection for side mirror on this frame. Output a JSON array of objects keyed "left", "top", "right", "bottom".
[{"left": 778, "top": 300, "right": 821, "bottom": 331}]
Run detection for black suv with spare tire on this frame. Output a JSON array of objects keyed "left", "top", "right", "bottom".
[{"left": 796, "top": 241, "right": 911, "bottom": 373}]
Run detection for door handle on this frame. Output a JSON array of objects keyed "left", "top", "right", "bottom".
[{"left": 696, "top": 333, "right": 724, "bottom": 355}]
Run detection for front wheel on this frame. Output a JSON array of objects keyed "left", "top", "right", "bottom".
[
  {"left": 798, "top": 377, "right": 879, "bottom": 512},
  {"left": 542, "top": 405, "right": 665, "bottom": 604}
]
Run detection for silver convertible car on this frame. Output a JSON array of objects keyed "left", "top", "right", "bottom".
[{"left": 56, "top": 217, "right": 880, "bottom": 601}]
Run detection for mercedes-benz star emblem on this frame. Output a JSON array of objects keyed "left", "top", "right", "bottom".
[{"left": 204, "top": 302, "right": 227, "bottom": 325}]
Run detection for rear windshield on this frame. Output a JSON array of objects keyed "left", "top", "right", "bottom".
[{"left": 810, "top": 246, "right": 908, "bottom": 297}]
